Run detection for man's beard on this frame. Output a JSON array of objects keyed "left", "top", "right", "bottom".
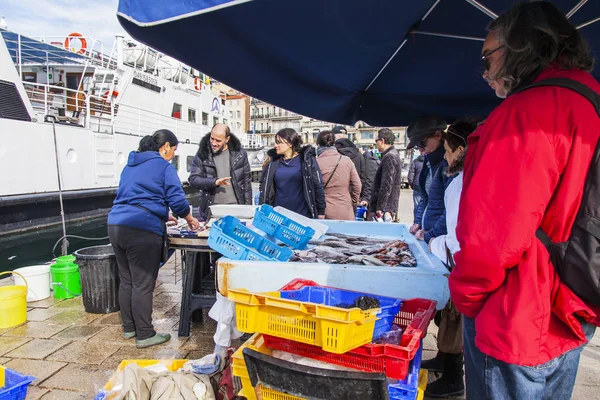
[{"left": 211, "top": 144, "right": 226, "bottom": 155}]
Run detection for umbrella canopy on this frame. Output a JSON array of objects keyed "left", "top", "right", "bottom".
[{"left": 117, "top": 0, "right": 600, "bottom": 126}]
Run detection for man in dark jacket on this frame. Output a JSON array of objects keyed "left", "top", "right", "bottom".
[
  {"left": 368, "top": 128, "right": 402, "bottom": 219},
  {"left": 360, "top": 149, "right": 381, "bottom": 204},
  {"left": 407, "top": 153, "right": 425, "bottom": 220},
  {"left": 333, "top": 126, "right": 365, "bottom": 189},
  {"left": 188, "top": 124, "right": 252, "bottom": 220},
  {"left": 407, "top": 116, "right": 452, "bottom": 243}
]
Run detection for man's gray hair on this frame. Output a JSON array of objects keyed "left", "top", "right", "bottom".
[{"left": 488, "top": 1, "right": 594, "bottom": 93}]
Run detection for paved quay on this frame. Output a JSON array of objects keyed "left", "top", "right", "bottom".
[{"left": 0, "top": 190, "right": 597, "bottom": 399}]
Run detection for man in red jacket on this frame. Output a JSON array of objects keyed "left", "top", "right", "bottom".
[{"left": 449, "top": 2, "right": 599, "bottom": 399}]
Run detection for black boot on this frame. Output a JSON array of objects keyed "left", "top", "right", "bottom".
[
  {"left": 421, "top": 351, "right": 445, "bottom": 373},
  {"left": 425, "top": 352, "right": 465, "bottom": 398}
]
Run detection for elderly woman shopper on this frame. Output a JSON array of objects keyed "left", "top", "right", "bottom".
[
  {"left": 108, "top": 130, "right": 200, "bottom": 349},
  {"left": 259, "top": 128, "right": 326, "bottom": 219},
  {"left": 316, "top": 130, "right": 361, "bottom": 220},
  {"left": 423, "top": 119, "right": 479, "bottom": 398}
]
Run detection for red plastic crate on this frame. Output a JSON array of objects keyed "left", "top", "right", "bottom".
[{"left": 267, "top": 279, "right": 437, "bottom": 380}]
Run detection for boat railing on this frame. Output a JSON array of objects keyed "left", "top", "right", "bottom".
[
  {"left": 30, "top": 34, "right": 118, "bottom": 70},
  {"left": 22, "top": 82, "right": 116, "bottom": 133},
  {"left": 112, "top": 103, "right": 209, "bottom": 143}
]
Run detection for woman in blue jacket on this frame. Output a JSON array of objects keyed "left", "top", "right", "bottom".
[{"left": 108, "top": 130, "right": 199, "bottom": 349}]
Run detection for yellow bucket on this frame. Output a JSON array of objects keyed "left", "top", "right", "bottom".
[{"left": 0, "top": 271, "right": 28, "bottom": 329}]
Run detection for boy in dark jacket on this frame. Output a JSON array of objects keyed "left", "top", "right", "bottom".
[
  {"left": 188, "top": 124, "right": 253, "bottom": 221},
  {"left": 407, "top": 116, "right": 452, "bottom": 243}
]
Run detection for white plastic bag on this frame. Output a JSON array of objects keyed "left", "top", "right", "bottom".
[{"left": 208, "top": 292, "right": 243, "bottom": 347}]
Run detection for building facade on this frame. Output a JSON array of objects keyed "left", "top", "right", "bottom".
[{"left": 225, "top": 94, "right": 250, "bottom": 134}]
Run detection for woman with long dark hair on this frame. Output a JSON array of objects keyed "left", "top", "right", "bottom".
[
  {"left": 316, "top": 130, "right": 361, "bottom": 220},
  {"left": 108, "top": 129, "right": 200, "bottom": 348},
  {"left": 259, "top": 128, "right": 325, "bottom": 219}
]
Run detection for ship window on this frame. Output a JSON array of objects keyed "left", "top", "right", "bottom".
[
  {"left": 213, "top": 116, "right": 219, "bottom": 126},
  {"left": 221, "top": 98, "right": 225, "bottom": 105},
  {"left": 187, "top": 156, "right": 194, "bottom": 172},
  {"left": 188, "top": 108, "right": 197, "bottom": 123},
  {"left": 170, "top": 155, "right": 179, "bottom": 171},
  {"left": 202, "top": 112, "right": 208, "bottom": 125},
  {"left": 172, "top": 103, "right": 182, "bottom": 119}
]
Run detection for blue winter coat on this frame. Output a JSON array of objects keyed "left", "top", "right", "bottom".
[
  {"left": 414, "top": 145, "right": 453, "bottom": 243},
  {"left": 108, "top": 151, "right": 190, "bottom": 236}
]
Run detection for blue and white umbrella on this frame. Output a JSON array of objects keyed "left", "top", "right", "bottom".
[{"left": 117, "top": 0, "right": 600, "bottom": 126}]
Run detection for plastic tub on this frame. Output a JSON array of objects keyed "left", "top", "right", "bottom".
[
  {"left": 0, "top": 272, "right": 27, "bottom": 329},
  {"left": 0, "top": 367, "right": 35, "bottom": 400},
  {"left": 74, "top": 245, "right": 120, "bottom": 314},
  {"left": 12, "top": 265, "right": 51, "bottom": 302},
  {"left": 208, "top": 216, "right": 293, "bottom": 261},
  {"left": 252, "top": 204, "right": 315, "bottom": 249},
  {"left": 50, "top": 262, "right": 81, "bottom": 300}
]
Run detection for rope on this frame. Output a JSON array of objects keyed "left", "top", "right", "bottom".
[
  {"left": 52, "top": 234, "right": 110, "bottom": 258},
  {"left": 51, "top": 120, "right": 69, "bottom": 256}
]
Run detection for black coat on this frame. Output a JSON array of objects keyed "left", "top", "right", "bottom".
[
  {"left": 369, "top": 146, "right": 402, "bottom": 214},
  {"left": 188, "top": 133, "right": 252, "bottom": 220},
  {"left": 335, "top": 139, "right": 365, "bottom": 183},
  {"left": 361, "top": 150, "right": 381, "bottom": 203},
  {"left": 259, "top": 145, "right": 326, "bottom": 218}
]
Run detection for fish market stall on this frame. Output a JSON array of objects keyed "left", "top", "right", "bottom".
[{"left": 217, "top": 220, "right": 450, "bottom": 310}]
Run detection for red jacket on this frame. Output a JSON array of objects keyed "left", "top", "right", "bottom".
[{"left": 449, "top": 67, "right": 600, "bottom": 366}]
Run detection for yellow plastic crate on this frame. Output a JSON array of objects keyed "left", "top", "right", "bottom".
[
  {"left": 0, "top": 365, "right": 4, "bottom": 388},
  {"left": 229, "top": 289, "right": 379, "bottom": 354},
  {"left": 102, "top": 359, "right": 188, "bottom": 392}
]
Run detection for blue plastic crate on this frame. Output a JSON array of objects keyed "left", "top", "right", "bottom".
[
  {"left": 0, "top": 368, "right": 35, "bottom": 400},
  {"left": 253, "top": 205, "right": 315, "bottom": 249},
  {"left": 208, "top": 216, "right": 293, "bottom": 262},
  {"left": 279, "top": 286, "right": 402, "bottom": 341},
  {"left": 388, "top": 341, "right": 423, "bottom": 400}
]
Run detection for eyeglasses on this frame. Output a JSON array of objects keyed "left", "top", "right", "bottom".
[
  {"left": 375, "top": 138, "right": 382, "bottom": 144},
  {"left": 416, "top": 137, "right": 429, "bottom": 149},
  {"left": 446, "top": 128, "right": 468, "bottom": 146},
  {"left": 481, "top": 45, "right": 504, "bottom": 71}
]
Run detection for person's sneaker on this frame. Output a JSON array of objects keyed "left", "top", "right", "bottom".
[
  {"left": 421, "top": 351, "right": 444, "bottom": 373},
  {"left": 122, "top": 331, "right": 136, "bottom": 340},
  {"left": 425, "top": 375, "right": 465, "bottom": 398},
  {"left": 136, "top": 333, "right": 171, "bottom": 349}
]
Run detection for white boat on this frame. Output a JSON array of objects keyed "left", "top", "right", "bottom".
[{"left": 0, "top": 29, "right": 265, "bottom": 236}]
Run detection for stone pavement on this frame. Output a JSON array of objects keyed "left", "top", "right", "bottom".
[
  {"left": 0, "top": 190, "right": 598, "bottom": 399},
  {"left": 0, "top": 254, "right": 227, "bottom": 399}
]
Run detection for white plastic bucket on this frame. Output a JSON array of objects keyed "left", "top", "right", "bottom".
[{"left": 12, "top": 265, "right": 51, "bottom": 302}]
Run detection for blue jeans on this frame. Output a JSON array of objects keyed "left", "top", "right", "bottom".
[{"left": 463, "top": 316, "right": 595, "bottom": 399}]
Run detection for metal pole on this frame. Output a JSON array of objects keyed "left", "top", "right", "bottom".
[
  {"left": 51, "top": 121, "right": 69, "bottom": 255},
  {"left": 464, "top": 0, "right": 498, "bottom": 19},
  {"left": 567, "top": 0, "right": 588, "bottom": 19},
  {"left": 17, "top": 34, "right": 22, "bottom": 77}
]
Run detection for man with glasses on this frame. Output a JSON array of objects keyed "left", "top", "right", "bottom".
[
  {"left": 367, "top": 128, "right": 402, "bottom": 221},
  {"left": 406, "top": 115, "right": 451, "bottom": 244},
  {"left": 449, "top": 3, "right": 599, "bottom": 398},
  {"left": 188, "top": 123, "right": 253, "bottom": 221}
]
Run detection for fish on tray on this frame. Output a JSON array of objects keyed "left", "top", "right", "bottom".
[{"left": 294, "top": 234, "right": 417, "bottom": 267}]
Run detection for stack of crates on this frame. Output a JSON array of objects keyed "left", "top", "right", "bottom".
[
  {"left": 228, "top": 279, "right": 437, "bottom": 400},
  {"left": 0, "top": 365, "right": 34, "bottom": 400}
]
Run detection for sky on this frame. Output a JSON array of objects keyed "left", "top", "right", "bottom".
[{"left": 2, "top": 0, "right": 128, "bottom": 53}]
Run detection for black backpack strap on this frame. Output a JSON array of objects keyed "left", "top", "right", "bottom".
[
  {"left": 514, "top": 78, "right": 600, "bottom": 118},
  {"left": 516, "top": 78, "right": 600, "bottom": 257}
]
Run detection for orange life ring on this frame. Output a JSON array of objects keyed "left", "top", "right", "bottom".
[
  {"left": 194, "top": 77, "right": 202, "bottom": 91},
  {"left": 64, "top": 33, "right": 87, "bottom": 55}
]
